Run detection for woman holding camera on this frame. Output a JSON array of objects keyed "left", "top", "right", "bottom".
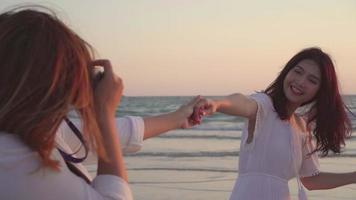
[{"left": 0, "top": 7, "right": 200, "bottom": 200}]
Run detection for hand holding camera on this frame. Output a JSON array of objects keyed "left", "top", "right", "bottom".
[
  {"left": 90, "top": 59, "right": 124, "bottom": 117},
  {"left": 92, "top": 65, "right": 104, "bottom": 89}
]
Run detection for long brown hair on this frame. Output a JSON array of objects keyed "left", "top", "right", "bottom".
[
  {"left": 0, "top": 7, "right": 105, "bottom": 170},
  {"left": 265, "top": 47, "right": 352, "bottom": 156}
]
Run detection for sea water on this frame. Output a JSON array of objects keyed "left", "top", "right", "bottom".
[{"left": 90, "top": 95, "right": 356, "bottom": 199}]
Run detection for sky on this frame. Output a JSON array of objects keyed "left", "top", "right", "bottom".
[{"left": 1, "top": 0, "right": 356, "bottom": 96}]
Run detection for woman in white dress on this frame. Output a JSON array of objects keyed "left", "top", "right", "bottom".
[{"left": 197, "top": 47, "right": 355, "bottom": 199}]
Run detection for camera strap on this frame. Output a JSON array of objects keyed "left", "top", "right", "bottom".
[{"left": 57, "top": 118, "right": 91, "bottom": 184}]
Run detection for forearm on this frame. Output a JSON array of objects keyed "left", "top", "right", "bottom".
[
  {"left": 215, "top": 93, "right": 256, "bottom": 118},
  {"left": 96, "top": 113, "right": 128, "bottom": 181},
  {"left": 301, "top": 172, "right": 356, "bottom": 190},
  {"left": 143, "top": 111, "right": 182, "bottom": 140}
]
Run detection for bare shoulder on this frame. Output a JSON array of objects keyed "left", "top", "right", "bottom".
[
  {"left": 234, "top": 93, "right": 258, "bottom": 119},
  {"left": 218, "top": 93, "right": 258, "bottom": 119}
]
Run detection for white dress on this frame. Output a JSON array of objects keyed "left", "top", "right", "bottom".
[{"left": 229, "top": 93, "right": 320, "bottom": 200}]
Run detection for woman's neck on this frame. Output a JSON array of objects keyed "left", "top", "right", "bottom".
[{"left": 285, "top": 102, "right": 300, "bottom": 119}]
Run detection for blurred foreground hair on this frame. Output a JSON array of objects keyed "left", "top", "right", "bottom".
[{"left": 0, "top": 6, "right": 105, "bottom": 170}]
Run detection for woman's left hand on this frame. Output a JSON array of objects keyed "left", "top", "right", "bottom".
[
  {"left": 176, "top": 96, "right": 204, "bottom": 129},
  {"left": 143, "top": 96, "right": 204, "bottom": 140}
]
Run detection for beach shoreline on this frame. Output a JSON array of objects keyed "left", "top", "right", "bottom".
[{"left": 85, "top": 130, "right": 356, "bottom": 200}]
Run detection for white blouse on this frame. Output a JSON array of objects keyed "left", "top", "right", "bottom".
[{"left": 0, "top": 116, "right": 144, "bottom": 200}]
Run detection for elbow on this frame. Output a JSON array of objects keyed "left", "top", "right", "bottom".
[
  {"left": 300, "top": 177, "right": 319, "bottom": 191},
  {"left": 303, "top": 184, "right": 316, "bottom": 191}
]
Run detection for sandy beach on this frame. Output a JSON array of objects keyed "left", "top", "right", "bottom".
[
  {"left": 85, "top": 130, "right": 356, "bottom": 200},
  {"left": 126, "top": 158, "right": 356, "bottom": 200}
]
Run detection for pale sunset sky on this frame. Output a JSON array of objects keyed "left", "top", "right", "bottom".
[{"left": 1, "top": 0, "right": 356, "bottom": 96}]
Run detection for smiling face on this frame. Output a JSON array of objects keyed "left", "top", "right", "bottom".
[{"left": 283, "top": 59, "right": 321, "bottom": 109}]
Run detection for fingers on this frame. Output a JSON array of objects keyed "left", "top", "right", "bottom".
[
  {"left": 186, "top": 96, "right": 207, "bottom": 126},
  {"left": 90, "top": 59, "right": 122, "bottom": 87},
  {"left": 90, "top": 59, "right": 114, "bottom": 77},
  {"left": 196, "top": 98, "right": 217, "bottom": 116},
  {"left": 187, "top": 95, "right": 201, "bottom": 107},
  {"left": 188, "top": 106, "right": 205, "bottom": 125},
  {"left": 195, "top": 98, "right": 209, "bottom": 109},
  {"left": 91, "top": 59, "right": 124, "bottom": 116}
]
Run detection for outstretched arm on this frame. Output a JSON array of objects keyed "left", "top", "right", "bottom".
[
  {"left": 301, "top": 172, "right": 356, "bottom": 190},
  {"left": 59, "top": 97, "right": 201, "bottom": 154},
  {"left": 198, "top": 93, "right": 258, "bottom": 120},
  {"left": 143, "top": 96, "right": 201, "bottom": 140}
]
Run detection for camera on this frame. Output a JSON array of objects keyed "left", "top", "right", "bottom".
[{"left": 92, "top": 66, "right": 104, "bottom": 89}]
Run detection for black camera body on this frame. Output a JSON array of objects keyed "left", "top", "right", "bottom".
[{"left": 92, "top": 66, "right": 104, "bottom": 89}]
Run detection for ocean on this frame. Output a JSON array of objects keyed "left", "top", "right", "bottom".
[
  {"left": 117, "top": 95, "right": 356, "bottom": 132},
  {"left": 88, "top": 95, "right": 356, "bottom": 200}
]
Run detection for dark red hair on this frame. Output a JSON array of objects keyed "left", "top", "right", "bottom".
[
  {"left": 0, "top": 7, "right": 105, "bottom": 169},
  {"left": 265, "top": 47, "right": 352, "bottom": 156}
]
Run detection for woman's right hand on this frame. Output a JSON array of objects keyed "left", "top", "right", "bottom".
[
  {"left": 90, "top": 60, "right": 128, "bottom": 180},
  {"left": 90, "top": 59, "right": 123, "bottom": 117},
  {"left": 196, "top": 98, "right": 218, "bottom": 116}
]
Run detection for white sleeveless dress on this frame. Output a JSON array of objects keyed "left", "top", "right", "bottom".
[{"left": 229, "top": 93, "right": 320, "bottom": 200}]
